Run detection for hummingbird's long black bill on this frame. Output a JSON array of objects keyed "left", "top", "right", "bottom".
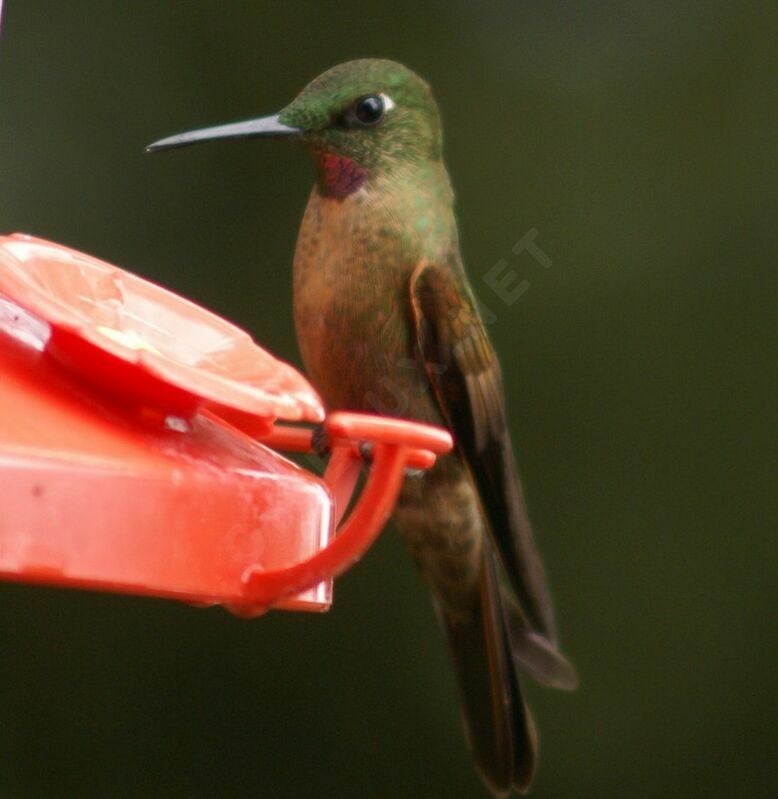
[{"left": 145, "top": 113, "right": 301, "bottom": 153}]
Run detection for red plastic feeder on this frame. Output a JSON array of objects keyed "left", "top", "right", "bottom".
[{"left": 0, "top": 234, "right": 452, "bottom": 616}]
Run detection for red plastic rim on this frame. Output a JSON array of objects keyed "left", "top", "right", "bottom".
[{"left": 0, "top": 234, "right": 324, "bottom": 423}]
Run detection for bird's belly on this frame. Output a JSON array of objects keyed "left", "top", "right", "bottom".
[{"left": 395, "top": 456, "right": 485, "bottom": 614}]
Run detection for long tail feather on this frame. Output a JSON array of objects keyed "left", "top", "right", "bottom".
[{"left": 436, "top": 555, "right": 539, "bottom": 795}]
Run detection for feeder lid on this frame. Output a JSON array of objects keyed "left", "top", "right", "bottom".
[{"left": 0, "top": 234, "right": 323, "bottom": 425}]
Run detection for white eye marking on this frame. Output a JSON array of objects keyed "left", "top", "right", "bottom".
[{"left": 380, "top": 93, "right": 396, "bottom": 112}]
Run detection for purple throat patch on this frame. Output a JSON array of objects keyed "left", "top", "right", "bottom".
[{"left": 319, "top": 153, "right": 368, "bottom": 199}]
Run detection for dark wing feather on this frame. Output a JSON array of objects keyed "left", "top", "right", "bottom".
[{"left": 409, "top": 260, "right": 558, "bottom": 643}]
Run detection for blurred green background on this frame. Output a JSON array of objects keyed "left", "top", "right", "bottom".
[{"left": 0, "top": 1, "right": 775, "bottom": 797}]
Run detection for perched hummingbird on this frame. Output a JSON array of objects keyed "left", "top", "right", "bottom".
[{"left": 148, "top": 59, "right": 576, "bottom": 796}]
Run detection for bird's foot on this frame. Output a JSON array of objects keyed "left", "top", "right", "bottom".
[{"left": 311, "top": 424, "right": 331, "bottom": 458}]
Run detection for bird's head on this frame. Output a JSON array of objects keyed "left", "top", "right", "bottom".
[{"left": 147, "top": 59, "right": 442, "bottom": 197}]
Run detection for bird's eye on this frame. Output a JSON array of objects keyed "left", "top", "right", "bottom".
[{"left": 353, "top": 95, "right": 385, "bottom": 126}]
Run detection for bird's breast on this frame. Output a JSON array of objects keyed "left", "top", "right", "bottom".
[{"left": 292, "top": 186, "right": 441, "bottom": 422}]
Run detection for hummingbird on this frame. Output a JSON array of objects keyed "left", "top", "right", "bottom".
[{"left": 147, "top": 59, "right": 576, "bottom": 796}]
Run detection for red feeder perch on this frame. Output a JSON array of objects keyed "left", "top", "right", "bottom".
[{"left": 0, "top": 234, "right": 452, "bottom": 616}]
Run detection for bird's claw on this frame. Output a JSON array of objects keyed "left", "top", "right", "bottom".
[
  {"left": 311, "top": 424, "right": 331, "bottom": 458},
  {"left": 358, "top": 441, "right": 374, "bottom": 464}
]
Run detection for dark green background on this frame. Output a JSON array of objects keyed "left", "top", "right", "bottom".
[{"left": 0, "top": 2, "right": 775, "bottom": 797}]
